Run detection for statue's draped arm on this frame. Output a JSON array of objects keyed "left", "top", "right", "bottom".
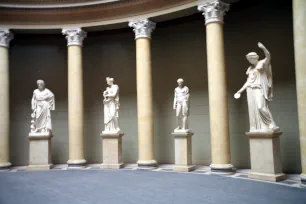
[
  {"left": 49, "top": 93, "right": 55, "bottom": 111},
  {"left": 185, "top": 87, "right": 190, "bottom": 102},
  {"left": 106, "top": 85, "right": 118, "bottom": 98},
  {"left": 31, "top": 91, "right": 36, "bottom": 111}
]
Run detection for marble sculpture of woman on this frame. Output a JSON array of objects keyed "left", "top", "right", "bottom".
[
  {"left": 234, "top": 42, "right": 279, "bottom": 132},
  {"left": 103, "top": 77, "right": 120, "bottom": 133},
  {"left": 30, "top": 80, "right": 55, "bottom": 134}
]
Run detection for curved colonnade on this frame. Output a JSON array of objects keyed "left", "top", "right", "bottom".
[{"left": 0, "top": 0, "right": 305, "bottom": 185}]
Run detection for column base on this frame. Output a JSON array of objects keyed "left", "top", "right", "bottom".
[
  {"left": 300, "top": 174, "right": 306, "bottom": 188},
  {"left": 0, "top": 162, "right": 11, "bottom": 169},
  {"left": 248, "top": 172, "right": 287, "bottom": 182},
  {"left": 173, "top": 165, "right": 196, "bottom": 172},
  {"left": 210, "top": 164, "right": 235, "bottom": 174},
  {"left": 27, "top": 164, "right": 53, "bottom": 171},
  {"left": 137, "top": 160, "right": 158, "bottom": 168},
  {"left": 101, "top": 163, "right": 125, "bottom": 170},
  {"left": 67, "top": 159, "right": 87, "bottom": 169}
]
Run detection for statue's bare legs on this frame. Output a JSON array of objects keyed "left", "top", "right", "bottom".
[
  {"left": 175, "top": 116, "right": 182, "bottom": 130},
  {"left": 182, "top": 116, "right": 188, "bottom": 130},
  {"left": 175, "top": 104, "right": 182, "bottom": 130}
]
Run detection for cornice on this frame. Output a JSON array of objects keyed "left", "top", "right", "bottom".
[
  {"left": 0, "top": 0, "right": 119, "bottom": 9},
  {"left": 0, "top": 0, "right": 200, "bottom": 30}
]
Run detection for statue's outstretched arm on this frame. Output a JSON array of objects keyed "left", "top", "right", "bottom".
[{"left": 237, "top": 81, "right": 249, "bottom": 94}]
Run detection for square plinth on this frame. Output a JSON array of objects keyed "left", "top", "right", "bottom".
[
  {"left": 246, "top": 131, "right": 286, "bottom": 182},
  {"left": 248, "top": 172, "right": 287, "bottom": 182},
  {"left": 172, "top": 131, "right": 194, "bottom": 172},
  {"left": 173, "top": 165, "right": 196, "bottom": 172},
  {"left": 28, "top": 133, "right": 53, "bottom": 170},
  {"left": 100, "top": 132, "right": 124, "bottom": 169}
]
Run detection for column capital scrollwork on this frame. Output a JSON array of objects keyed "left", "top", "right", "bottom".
[
  {"left": 0, "top": 29, "right": 14, "bottom": 48},
  {"left": 128, "top": 19, "right": 156, "bottom": 40},
  {"left": 62, "top": 28, "right": 87, "bottom": 46},
  {"left": 198, "top": 0, "right": 230, "bottom": 25}
]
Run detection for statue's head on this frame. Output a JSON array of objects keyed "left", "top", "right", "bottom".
[
  {"left": 106, "top": 77, "right": 114, "bottom": 86},
  {"left": 37, "top": 80, "right": 45, "bottom": 90},
  {"left": 177, "top": 78, "right": 184, "bottom": 87},
  {"left": 246, "top": 52, "right": 259, "bottom": 65}
]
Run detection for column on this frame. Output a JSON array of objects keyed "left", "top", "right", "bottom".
[
  {"left": 129, "top": 19, "right": 157, "bottom": 167},
  {"left": 62, "top": 28, "right": 87, "bottom": 168},
  {"left": 198, "top": 1, "right": 233, "bottom": 172},
  {"left": 293, "top": 0, "right": 306, "bottom": 186},
  {"left": 0, "top": 29, "right": 13, "bottom": 169}
]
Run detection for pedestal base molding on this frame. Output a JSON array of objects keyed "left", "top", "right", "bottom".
[
  {"left": 247, "top": 131, "right": 286, "bottom": 182},
  {"left": 101, "top": 163, "right": 125, "bottom": 170},
  {"left": 172, "top": 131, "right": 195, "bottom": 172},
  {"left": 28, "top": 133, "right": 53, "bottom": 171},
  {"left": 173, "top": 165, "right": 195, "bottom": 172},
  {"left": 28, "top": 164, "right": 53, "bottom": 171},
  {"left": 248, "top": 172, "right": 287, "bottom": 182},
  {"left": 100, "top": 132, "right": 124, "bottom": 169}
]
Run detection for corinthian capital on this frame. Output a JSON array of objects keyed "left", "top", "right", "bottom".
[
  {"left": 128, "top": 19, "right": 156, "bottom": 39},
  {"left": 198, "top": 0, "right": 230, "bottom": 25},
  {"left": 0, "top": 29, "right": 14, "bottom": 48},
  {"left": 62, "top": 28, "right": 87, "bottom": 46}
]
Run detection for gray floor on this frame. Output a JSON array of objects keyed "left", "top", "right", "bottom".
[{"left": 0, "top": 170, "right": 305, "bottom": 204}]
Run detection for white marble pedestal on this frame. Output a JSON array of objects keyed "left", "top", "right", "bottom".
[
  {"left": 172, "top": 131, "right": 195, "bottom": 172},
  {"left": 247, "top": 131, "right": 286, "bottom": 182},
  {"left": 100, "top": 132, "right": 124, "bottom": 169},
  {"left": 28, "top": 133, "right": 53, "bottom": 170}
]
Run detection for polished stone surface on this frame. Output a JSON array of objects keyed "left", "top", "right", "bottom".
[
  {"left": 100, "top": 132, "right": 124, "bottom": 169},
  {"left": 247, "top": 131, "right": 286, "bottom": 182},
  {"left": 172, "top": 131, "right": 194, "bottom": 172},
  {"left": 0, "top": 169, "right": 305, "bottom": 204},
  {"left": 28, "top": 133, "right": 52, "bottom": 170}
]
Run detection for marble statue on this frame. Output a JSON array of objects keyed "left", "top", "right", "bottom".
[
  {"left": 30, "top": 80, "right": 55, "bottom": 134},
  {"left": 234, "top": 42, "right": 279, "bottom": 132},
  {"left": 173, "top": 78, "right": 190, "bottom": 132},
  {"left": 103, "top": 77, "right": 120, "bottom": 133}
]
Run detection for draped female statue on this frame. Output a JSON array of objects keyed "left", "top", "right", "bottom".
[
  {"left": 103, "top": 77, "right": 120, "bottom": 133},
  {"left": 30, "top": 80, "right": 55, "bottom": 134},
  {"left": 234, "top": 42, "right": 279, "bottom": 132}
]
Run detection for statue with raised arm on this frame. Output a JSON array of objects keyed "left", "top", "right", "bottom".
[
  {"left": 234, "top": 42, "right": 279, "bottom": 132},
  {"left": 30, "top": 80, "right": 55, "bottom": 134},
  {"left": 103, "top": 77, "right": 120, "bottom": 133},
  {"left": 173, "top": 78, "right": 190, "bottom": 132}
]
